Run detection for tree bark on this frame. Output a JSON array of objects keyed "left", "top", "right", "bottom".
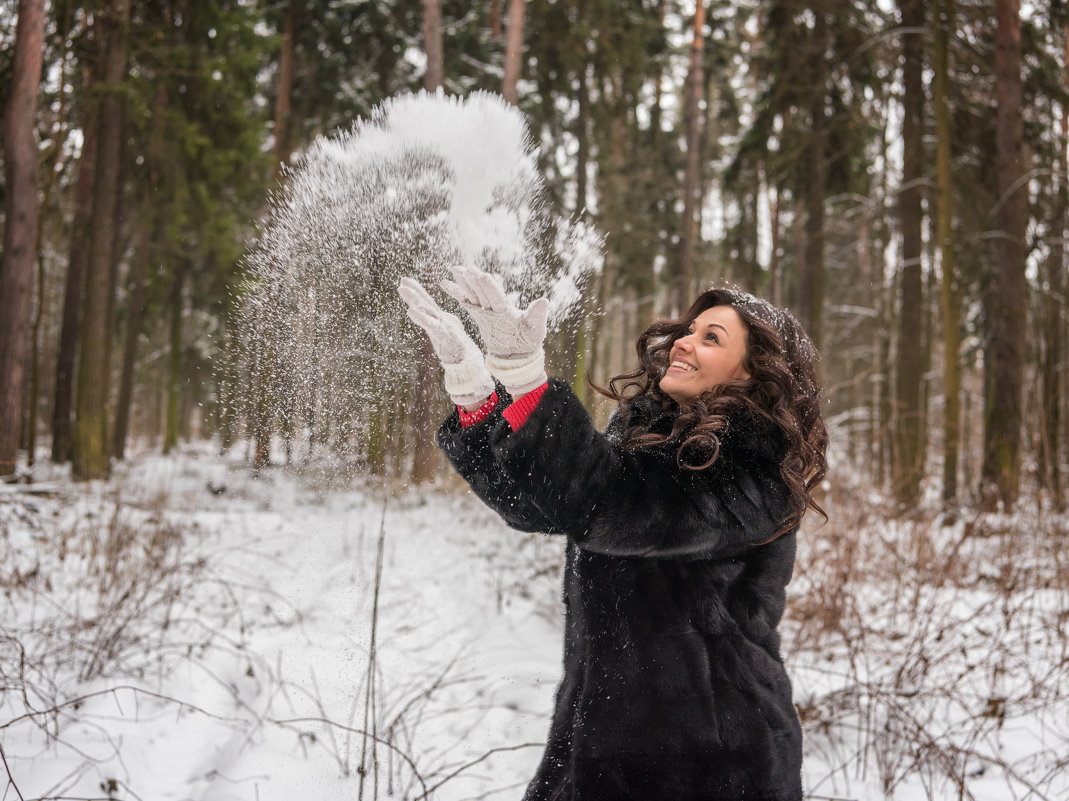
[
  {"left": 487, "top": 0, "right": 502, "bottom": 39},
  {"left": 411, "top": 0, "right": 445, "bottom": 481},
  {"left": 164, "top": 266, "right": 185, "bottom": 454},
  {"left": 676, "top": 1, "right": 707, "bottom": 313},
  {"left": 113, "top": 81, "right": 168, "bottom": 460},
  {"left": 502, "top": 0, "right": 526, "bottom": 104},
  {"left": 72, "top": 0, "right": 130, "bottom": 480},
  {"left": 769, "top": 184, "right": 782, "bottom": 306},
  {"left": 271, "top": 0, "right": 296, "bottom": 186},
  {"left": 575, "top": 64, "right": 590, "bottom": 213},
  {"left": 251, "top": 4, "right": 296, "bottom": 469},
  {"left": 27, "top": 38, "right": 77, "bottom": 468},
  {"left": 423, "top": 0, "right": 443, "bottom": 92},
  {"left": 1040, "top": 19, "right": 1068, "bottom": 508},
  {"left": 935, "top": 0, "right": 961, "bottom": 506},
  {"left": 0, "top": 0, "right": 46, "bottom": 477},
  {"left": 893, "top": 0, "right": 926, "bottom": 506},
  {"left": 52, "top": 81, "right": 98, "bottom": 464},
  {"left": 251, "top": 342, "right": 275, "bottom": 470},
  {"left": 651, "top": 0, "right": 667, "bottom": 139},
  {"left": 112, "top": 220, "right": 152, "bottom": 460},
  {"left": 27, "top": 249, "right": 46, "bottom": 468},
  {"left": 800, "top": 9, "right": 828, "bottom": 350},
  {"left": 982, "top": 0, "right": 1028, "bottom": 509}
]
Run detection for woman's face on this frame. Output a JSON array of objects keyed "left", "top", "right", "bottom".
[{"left": 658, "top": 305, "right": 751, "bottom": 404}]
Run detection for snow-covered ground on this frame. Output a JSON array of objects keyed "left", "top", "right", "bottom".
[{"left": 2, "top": 443, "right": 1067, "bottom": 800}]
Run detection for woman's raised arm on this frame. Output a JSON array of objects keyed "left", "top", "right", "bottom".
[{"left": 489, "top": 380, "right": 793, "bottom": 558}]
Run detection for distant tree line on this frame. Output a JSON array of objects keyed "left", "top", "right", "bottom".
[{"left": 0, "top": 0, "right": 1065, "bottom": 513}]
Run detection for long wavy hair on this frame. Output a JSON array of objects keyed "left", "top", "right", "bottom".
[{"left": 595, "top": 288, "right": 828, "bottom": 538}]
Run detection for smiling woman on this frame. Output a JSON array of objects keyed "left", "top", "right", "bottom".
[
  {"left": 400, "top": 270, "right": 828, "bottom": 801},
  {"left": 659, "top": 305, "right": 751, "bottom": 404}
]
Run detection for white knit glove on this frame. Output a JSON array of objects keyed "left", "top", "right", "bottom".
[
  {"left": 440, "top": 265, "right": 549, "bottom": 396},
  {"left": 398, "top": 277, "right": 495, "bottom": 407}
]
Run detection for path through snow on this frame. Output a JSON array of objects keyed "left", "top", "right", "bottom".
[{"left": 3, "top": 445, "right": 563, "bottom": 800}]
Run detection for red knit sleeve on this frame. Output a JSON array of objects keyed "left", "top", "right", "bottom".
[
  {"left": 502, "top": 383, "right": 549, "bottom": 431},
  {"left": 458, "top": 392, "right": 499, "bottom": 428}
]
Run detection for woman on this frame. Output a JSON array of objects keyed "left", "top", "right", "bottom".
[{"left": 398, "top": 266, "right": 828, "bottom": 801}]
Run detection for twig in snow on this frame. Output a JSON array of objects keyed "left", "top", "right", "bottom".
[
  {"left": 272, "top": 715, "right": 428, "bottom": 797},
  {"left": 0, "top": 742, "right": 27, "bottom": 801},
  {"left": 415, "top": 742, "right": 546, "bottom": 800},
  {"left": 358, "top": 493, "right": 388, "bottom": 800}
]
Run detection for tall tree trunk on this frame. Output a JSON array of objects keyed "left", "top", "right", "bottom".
[
  {"left": 27, "top": 43, "right": 74, "bottom": 469},
  {"left": 251, "top": 342, "right": 275, "bottom": 470},
  {"left": 411, "top": 0, "right": 446, "bottom": 482},
  {"left": 411, "top": 336, "right": 442, "bottom": 481},
  {"left": 575, "top": 64, "right": 590, "bottom": 213},
  {"left": 893, "top": 0, "right": 926, "bottom": 506},
  {"left": 855, "top": 203, "right": 875, "bottom": 472},
  {"left": 800, "top": 10, "right": 827, "bottom": 350},
  {"left": 878, "top": 274, "right": 895, "bottom": 490},
  {"left": 164, "top": 266, "right": 185, "bottom": 454},
  {"left": 572, "top": 65, "right": 593, "bottom": 405},
  {"left": 982, "top": 0, "right": 1028, "bottom": 509},
  {"left": 935, "top": 0, "right": 961, "bottom": 505},
  {"left": 0, "top": 0, "right": 46, "bottom": 477},
  {"left": 271, "top": 0, "right": 296, "bottom": 186},
  {"left": 27, "top": 250, "right": 46, "bottom": 467},
  {"left": 112, "top": 220, "right": 152, "bottom": 460},
  {"left": 52, "top": 82, "right": 97, "bottom": 464},
  {"left": 651, "top": 0, "right": 667, "bottom": 139},
  {"left": 1040, "top": 19, "right": 1068, "bottom": 508},
  {"left": 72, "top": 0, "right": 130, "bottom": 480},
  {"left": 501, "top": 0, "right": 526, "bottom": 104},
  {"left": 487, "top": 0, "right": 502, "bottom": 39},
  {"left": 769, "top": 183, "right": 782, "bottom": 306},
  {"left": 113, "top": 82, "right": 168, "bottom": 460},
  {"left": 251, "top": 5, "right": 296, "bottom": 469},
  {"left": 676, "top": 1, "right": 707, "bottom": 313},
  {"left": 103, "top": 125, "right": 127, "bottom": 405},
  {"left": 423, "top": 0, "right": 443, "bottom": 92}
]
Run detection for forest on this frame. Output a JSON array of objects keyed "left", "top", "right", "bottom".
[
  {"left": 0, "top": 0, "right": 1065, "bottom": 513},
  {"left": 1, "top": 1, "right": 1069, "bottom": 799}
]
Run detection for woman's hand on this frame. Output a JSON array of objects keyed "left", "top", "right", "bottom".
[
  {"left": 441, "top": 265, "right": 549, "bottom": 396},
  {"left": 398, "top": 277, "right": 494, "bottom": 407}
]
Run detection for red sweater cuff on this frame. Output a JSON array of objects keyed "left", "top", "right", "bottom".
[
  {"left": 502, "top": 383, "right": 549, "bottom": 431},
  {"left": 458, "top": 392, "right": 499, "bottom": 428}
]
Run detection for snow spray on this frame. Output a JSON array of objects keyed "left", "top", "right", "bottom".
[{"left": 229, "top": 91, "right": 603, "bottom": 475}]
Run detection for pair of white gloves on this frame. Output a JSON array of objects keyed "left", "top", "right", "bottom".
[{"left": 398, "top": 266, "right": 549, "bottom": 407}]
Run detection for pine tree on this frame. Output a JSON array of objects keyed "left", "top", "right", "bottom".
[
  {"left": 892, "top": 0, "right": 926, "bottom": 506},
  {"left": 934, "top": 0, "right": 961, "bottom": 505},
  {"left": 72, "top": 0, "right": 129, "bottom": 480},
  {"left": 982, "top": 0, "right": 1028, "bottom": 509},
  {"left": 0, "top": 0, "right": 46, "bottom": 476}
]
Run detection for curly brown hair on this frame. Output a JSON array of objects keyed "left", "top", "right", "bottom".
[{"left": 595, "top": 288, "right": 829, "bottom": 538}]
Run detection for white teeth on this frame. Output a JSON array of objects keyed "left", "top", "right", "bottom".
[{"left": 671, "top": 360, "right": 696, "bottom": 372}]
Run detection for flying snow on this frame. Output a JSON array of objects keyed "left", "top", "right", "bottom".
[{"left": 230, "top": 91, "right": 603, "bottom": 469}]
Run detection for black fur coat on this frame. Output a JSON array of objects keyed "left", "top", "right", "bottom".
[{"left": 438, "top": 379, "right": 804, "bottom": 801}]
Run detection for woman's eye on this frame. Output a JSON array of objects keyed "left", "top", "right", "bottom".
[{"left": 705, "top": 333, "right": 719, "bottom": 344}]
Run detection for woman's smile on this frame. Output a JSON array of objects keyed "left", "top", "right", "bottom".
[{"left": 668, "top": 358, "right": 697, "bottom": 372}]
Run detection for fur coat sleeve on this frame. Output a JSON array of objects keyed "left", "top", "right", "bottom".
[
  {"left": 437, "top": 386, "right": 566, "bottom": 534},
  {"left": 442, "top": 378, "right": 792, "bottom": 557}
]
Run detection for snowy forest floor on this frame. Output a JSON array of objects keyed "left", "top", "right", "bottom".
[{"left": 1, "top": 441, "right": 1067, "bottom": 801}]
